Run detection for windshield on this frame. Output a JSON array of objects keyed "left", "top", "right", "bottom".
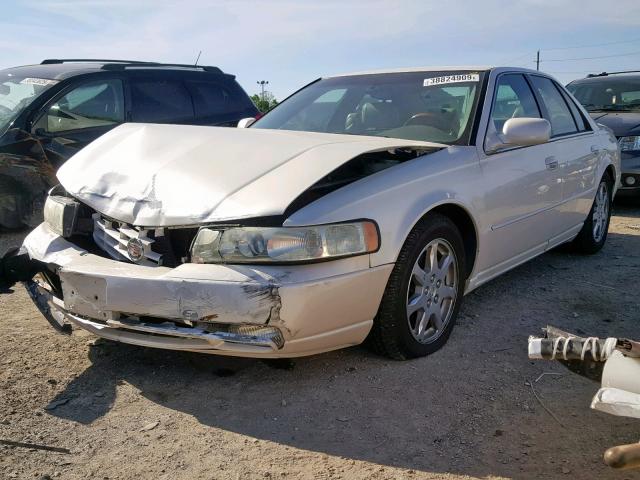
[
  {"left": 252, "top": 71, "right": 485, "bottom": 145},
  {"left": 0, "top": 74, "right": 57, "bottom": 135},
  {"left": 567, "top": 78, "right": 640, "bottom": 112}
]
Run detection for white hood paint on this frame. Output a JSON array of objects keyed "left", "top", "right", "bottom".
[{"left": 58, "top": 123, "right": 445, "bottom": 226}]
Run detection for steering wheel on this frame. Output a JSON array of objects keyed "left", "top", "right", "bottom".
[
  {"left": 403, "top": 112, "right": 454, "bottom": 134},
  {"left": 403, "top": 112, "right": 439, "bottom": 127}
]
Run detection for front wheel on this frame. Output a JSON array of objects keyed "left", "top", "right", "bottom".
[
  {"left": 367, "top": 214, "right": 466, "bottom": 359},
  {"left": 570, "top": 176, "right": 612, "bottom": 254}
]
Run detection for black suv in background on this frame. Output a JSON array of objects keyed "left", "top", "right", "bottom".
[
  {"left": 0, "top": 59, "right": 259, "bottom": 228},
  {"left": 567, "top": 71, "right": 640, "bottom": 197}
]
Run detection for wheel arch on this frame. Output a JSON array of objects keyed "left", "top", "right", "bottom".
[
  {"left": 604, "top": 163, "right": 616, "bottom": 184},
  {"left": 400, "top": 201, "right": 479, "bottom": 280}
]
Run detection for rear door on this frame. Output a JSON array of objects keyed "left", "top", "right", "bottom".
[
  {"left": 129, "top": 76, "right": 195, "bottom": 124},
  {"left": 527, "top": 74, "right": 598, "bottom": 239},
  {"left": 479, "top": 73, "right": 563, "bottom": 276}
]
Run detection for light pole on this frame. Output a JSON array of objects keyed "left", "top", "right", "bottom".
[{"left": 257, "top": 80, "right": 269, "bottom": 103}]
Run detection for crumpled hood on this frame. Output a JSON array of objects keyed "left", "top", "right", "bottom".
[{"left": 58, "top": 123, "right": 445, "bottom": 226}]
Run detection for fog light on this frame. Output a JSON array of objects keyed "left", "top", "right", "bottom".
[{"left": 625, "top": 176, "right": 637, "bottom": 186}]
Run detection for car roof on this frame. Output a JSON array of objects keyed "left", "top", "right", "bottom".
[
  {"left": 569, "top": 72, "right": 640, "bottom": 84},
  {"left": 0, "top": 60, "right": 228, "bottom": 81},
  {"left": 327, "top": 66, "right": 541, "bottom": 78}
]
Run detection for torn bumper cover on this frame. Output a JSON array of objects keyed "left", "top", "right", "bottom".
[{"left": 22, "top": 224, "right": 393, "bottom": 358}]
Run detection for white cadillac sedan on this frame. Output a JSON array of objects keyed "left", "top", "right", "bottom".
[{"left": 14, "top": 66, "right": 620, "bottom": 359}]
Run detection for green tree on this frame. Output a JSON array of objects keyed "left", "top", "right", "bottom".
[{"left": 251, "top": 91, "right": 278, "bottom": 113}]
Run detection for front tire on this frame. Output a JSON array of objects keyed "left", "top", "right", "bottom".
[
  {"left": 368, "top": 214, "right": 466, "bottom": 360},
  {"left": 570, "top": 175, "right": 612, "bottom": 254}
]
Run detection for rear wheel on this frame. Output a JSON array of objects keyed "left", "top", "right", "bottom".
[
  {"left": 570, "top": 175, "right": 612, "bottom": 254},
  {"left": 368, "top": 214, "right": 466, "bottom": 359}
]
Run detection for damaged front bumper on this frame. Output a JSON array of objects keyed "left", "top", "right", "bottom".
[{"left": 21, "top": 224, "right": 393, "bottom": 358}]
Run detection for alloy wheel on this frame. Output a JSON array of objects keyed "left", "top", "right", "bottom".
[
  {"left": 592, "top": 182, "right": 609, "bottom": 243},
  {"left": 406, "top": 238, "right": 458, "bottom": 344}
]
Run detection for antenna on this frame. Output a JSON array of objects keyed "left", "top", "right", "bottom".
[{"left": 194, "top": 50, "right": 202, "bottom": 66}]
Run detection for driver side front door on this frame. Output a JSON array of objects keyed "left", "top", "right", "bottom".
[
  {"left": 31, "top": 78, "right": 126, "bottom": 161},
  {"left": 477, "top": 73, "right": 563, "bottom": 283}
]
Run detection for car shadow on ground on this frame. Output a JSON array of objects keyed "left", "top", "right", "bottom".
[
  {"left": 43, "top": 226, "right": 640, "bottom": 479},
  {"left": 613, "top": 196, "right": 640, "bottom": 216}
]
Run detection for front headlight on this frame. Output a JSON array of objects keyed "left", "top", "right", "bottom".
[
  {"left": 44, "top": 195, "right": 80, "bottom": 237},
  {"left": 191, "top": 221, "right": 380, "bottom": 264},
  {"left": 619, "top": 136, "right": 640, "bottom": 151}
]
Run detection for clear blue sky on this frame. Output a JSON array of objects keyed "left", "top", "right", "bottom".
[{"left": 2, "top": 0, "right": 640, "bottom": 100}]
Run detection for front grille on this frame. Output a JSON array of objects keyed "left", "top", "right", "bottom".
[
  {"left": 93, "top": 214, "right": 163, "bottom": 266},
  {"left": 92, "top": 214, "right": 198, "bottom": 267}
]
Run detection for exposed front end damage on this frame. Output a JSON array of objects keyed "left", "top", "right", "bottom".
[
  {"left": 21, "top": 224, "right": 392, "bottom": 358},
  {"left": 15, "top": 124, "right": 445, "bottom": 356}
]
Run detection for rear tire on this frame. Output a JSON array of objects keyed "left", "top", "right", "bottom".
[
  {"left": 570, "top": 175, "right": 612, "bottom": 255},
  {"left": 367, "top": 214, "right": 466, "bottom": 360}
]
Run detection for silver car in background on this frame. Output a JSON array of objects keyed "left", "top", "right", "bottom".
[{"left": 19, "top": 66, "right": 620, "bottom": 359}]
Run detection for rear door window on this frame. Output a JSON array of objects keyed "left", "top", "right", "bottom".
[
  {"left": 529, "top": 76, "right": 578, "bottom": 137},
  {"left": 558, "top": 86, "right": 591, "bottom": 132},
  {"left": 186, "top": 80, "right": 256, "bottom": 123},
  {"left": 130, "top": 79, "right": 194, "bottom": 123},
  {"left": 36, "top": 79, "right": 124, "bottom": 133}
]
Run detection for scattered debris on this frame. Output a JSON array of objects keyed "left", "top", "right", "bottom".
[
  {"left": 44, "top": 398, "right": 69, "bottom": 410},
  {"left": 0, "top": 439, "right": 70, "bottom": 454},
  {"left": 535, "top": 372, "right": 565, "bottom": 383},
  {"left": 140, "top": 421, "right": 159, "bottom": 432},
  {"left": 526, "top": 380, "right": 563, "bottom": 426}
]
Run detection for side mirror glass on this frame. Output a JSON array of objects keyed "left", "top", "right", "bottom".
[
  {"left": 486, "top": 117, "right": 551, "bottom": 153},
  {"left": 237, "top": 117, "right": 256, "bottom": 129}
]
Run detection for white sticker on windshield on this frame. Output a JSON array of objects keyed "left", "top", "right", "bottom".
[
  {"left": 20, "top": 78, "right": 59, "bottom": 86},
  {"left": 423, "top": 74, "right": 479, "bottom": 87}
]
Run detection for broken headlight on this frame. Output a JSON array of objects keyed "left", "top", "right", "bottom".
[
  {"left": 44, "top": 195, "right": 80, "bottom": 238},
  {"left": 191, "top": 221, "right": 379, "bottom": 264}
]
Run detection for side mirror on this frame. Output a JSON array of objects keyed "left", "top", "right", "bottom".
[
  {"left": 237, "top": 117, "right": 256, "bottom": 129},
  {"left": 486, "top": 117, "right": 551, "bottom": 153}
]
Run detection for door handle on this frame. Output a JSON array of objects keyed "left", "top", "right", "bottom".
[
  {"left": 591, "top": 145, "right": 601, "bottom": 153},
  {"left": 545, "top": 156, "right": 558, "bottom": 170}
]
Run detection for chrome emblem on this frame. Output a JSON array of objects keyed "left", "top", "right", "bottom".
[{"left": 127, "top": 238, "right": 145, "bottom": 262}]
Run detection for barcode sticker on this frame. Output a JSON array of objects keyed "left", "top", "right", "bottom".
[
  {"left": 20, "top": 78, "right": 59, "bottom": 86},
  {"left": 423, "top": 74, "right": 479, "bottom": 86}
]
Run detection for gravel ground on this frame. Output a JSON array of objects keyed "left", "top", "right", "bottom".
[{"left": 1, "top": 202, "right": 640, "bottom": 480}]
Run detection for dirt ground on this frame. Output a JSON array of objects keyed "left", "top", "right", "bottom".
[{"left": 1, "top": 202, "right": 640, "bottom": 480}]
